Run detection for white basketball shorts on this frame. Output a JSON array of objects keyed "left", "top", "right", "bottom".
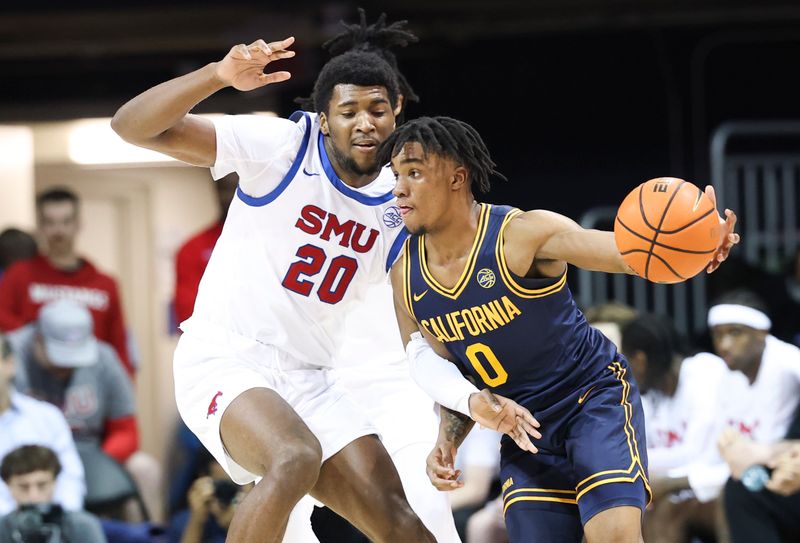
[{"left": 173, "top": 326, "right": 378, "bottom": 484}]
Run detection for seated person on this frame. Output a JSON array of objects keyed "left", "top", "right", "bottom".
[
  {"left": 620, "top": 314, "right": 729, "bottom": 543},
  {"left": 0, "top": 444, "right": 105, "bottom": 543},
  {"left": 721, "top": 403, "right": 800, "bottom": 543},
  {"left": 7, "top": 299, "right": 162, "bottom": 521},
  {"left": 0, "top": 332, "right": 85, "bottom": 516},
  {"left": 168, "top": 449, "right": 250, "bottom": 543}
]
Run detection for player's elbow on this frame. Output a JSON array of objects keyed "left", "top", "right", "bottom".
[{"left": 110, "top": 107, "right": 150, "bottom": 146}]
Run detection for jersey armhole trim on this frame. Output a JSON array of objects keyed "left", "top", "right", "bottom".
[
  {"left": 236, "top": 111, "right": 311, "bottom": 207},
  {"left": 495, "top": 209, "right": 568, "bottom": 298},
  {"left": 385, "top": 227, "right": 410, "bottom": 272},
  {"left": 402, "top": 238, "right": 416, "bottom": 320}
]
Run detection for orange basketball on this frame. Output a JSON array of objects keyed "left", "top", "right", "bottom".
[{"left": 614, "top": 177, "right": 722, "bottom": 283}]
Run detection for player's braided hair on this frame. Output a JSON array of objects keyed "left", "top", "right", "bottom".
[
  {"left": 621, "top": 313, "right": 687, "bottom": 384},
  {"left": 297, "top": 9, "right": 418, "bottom": 114},
  {"left": 377, "top": 116, "right": 506, "bottom": 194}
]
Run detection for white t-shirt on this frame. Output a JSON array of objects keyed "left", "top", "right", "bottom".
[
  {"left": 182, "top": 112, "right": 408, "bottom": 367},
  {"left": 687, "top": 335, "right": 800, "bottom": 501},
  {"left": 641, "top": 352, "right": 729, "bottom": 478}
]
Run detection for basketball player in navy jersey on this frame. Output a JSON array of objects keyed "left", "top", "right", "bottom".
[{"left": 381, "top": 116, "right": 739, "bottom": 542}]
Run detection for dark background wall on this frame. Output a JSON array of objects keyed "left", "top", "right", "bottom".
[{"left": 3, "top": 0, "right": 800, "bottom": 220}]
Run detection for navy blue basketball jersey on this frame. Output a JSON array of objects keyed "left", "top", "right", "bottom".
[{"left": 403, "top": 204, "right": 618, "bottom": 411}]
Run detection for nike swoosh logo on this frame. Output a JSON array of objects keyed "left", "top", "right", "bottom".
[
  {"left": 303, "top": 167, "right": 320, "bottom": 177},
  {"left": 412, "top": 290, "right": 428, "bottom": 302},
  {"left": 577, "top": 386, "right": 596, "bottom": 405}
]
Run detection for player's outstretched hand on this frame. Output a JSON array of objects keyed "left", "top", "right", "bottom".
[
  {"left": 704, "top": 185, "right": 740, "bottom": 273},
  {"left": 425, "top": 441, "right": 464, "bottom": 491},
  {"left": 470, "top": 389, "right": 541, "bottom": 454},
  {"left": 215, "top": 37, "right": 296, "bottom": 91}
]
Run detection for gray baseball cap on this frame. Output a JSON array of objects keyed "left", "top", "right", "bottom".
[{"left": 38, "top": 299, "right": 99, "bottom": 368}]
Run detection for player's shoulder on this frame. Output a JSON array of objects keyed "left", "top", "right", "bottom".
[
  {"left": 215, "top": 111, "right": 311, "bottom": 147},
  {"left": 765, "top": 335, "right": 800, "bottom": 368}
]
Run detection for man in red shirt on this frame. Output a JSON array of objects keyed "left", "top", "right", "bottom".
[
  {"left": 174, "top": 172, "right": 238, "bottom": 327},
  {"left": 0, "top": 188, "right": 133, "bottom": 376}
]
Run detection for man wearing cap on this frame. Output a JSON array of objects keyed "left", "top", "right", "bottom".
[
  {"left": 6, "top": 299, "right": 162, "bottom": 521},
  {"left": 0, "top": 331, "right": 85, "bottom": 516}
]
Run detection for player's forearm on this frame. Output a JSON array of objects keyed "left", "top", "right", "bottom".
[
  {"left": 549, "top": 230, "right": 633, "bottom": 275},
  {"left": 112, "top": 63, "right": 226, "bottom": 144},
  {"left": 439, "top": 407, "right": 475, "bottom": 449}
]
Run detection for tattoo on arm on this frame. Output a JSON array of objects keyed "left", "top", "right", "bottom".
[{"left": 441, "top": 407, "right": 475, "bottom": 448}]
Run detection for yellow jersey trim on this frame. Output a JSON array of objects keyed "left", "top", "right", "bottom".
[
  {"left": 402, "top": 239, "right": 416, "bottom": 321},
  {"left": 503, "top": 495, "right": 578, "bottom": 515},
  {"left": 495, "top": 209, "right": 568, "bottom": 298},
  {"left": 419, "top": 203, "right": 491, "bottom": 300},
  {"left": 504, "top": 487, "right": 577, "bottom": 500},
  {"left": 574, "top": 362, "right": 652, "bottom": 505}
]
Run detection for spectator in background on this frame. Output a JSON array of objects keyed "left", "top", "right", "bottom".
[
  {"left": 722, "top": 404, "right": 800, "bottom": 543},
  {"left": 0, "top": 228, "right": 37, "bottom": 281},
  {"left": 620, "top": 314, "right": 729, "bottom": 543},
  {"left": 582, "top": 301, "right": 637, "bottom": 349},
  {"left": 655, "top": 289, "right": 800, "bottom": 541},
  {"left": 174, "top": 172, "right": 238, "bottom": 327},
  {"left": 7, "top": 300, "right": 163, "bottom": 523},
  {"left": 0, "top": 332, "right": 85, "bottom": 516},
  {"left": 0, "top": 188, "right": 134, "bottom": 375},
  {"left": 0, "top": 445, "right": 105, "bottom": 543},
  {"left": 449, "top": 427, "right": 501, "bottom": 541},
  {"left": 167, "top": 449, "right": 250, "bottom": 543}
]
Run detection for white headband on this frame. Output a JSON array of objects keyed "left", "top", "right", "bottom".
[{"left": 707, "top": 304, "right": 772, "bottom": 331}]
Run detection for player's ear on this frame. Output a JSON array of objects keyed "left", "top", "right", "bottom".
[
  {"left": 319, "top": 112, "right": 329, "bottom": 136},
  {"left": 450, "top": 165, "right": 468, "bottom": 192},
  {"left": 393, "top": 94, "right": 405, "bottom": 117}
]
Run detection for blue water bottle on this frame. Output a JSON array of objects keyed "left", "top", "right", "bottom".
[{"left": 741, "top": 465, "right": 770, "bottom": 492}]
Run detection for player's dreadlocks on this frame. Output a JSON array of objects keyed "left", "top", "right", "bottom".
[
  {"left": 297, "top": 8, "right": 419, "bottom": 115},
  {"left": 377, "top": 116, "right": 507, "bottom": 194}
]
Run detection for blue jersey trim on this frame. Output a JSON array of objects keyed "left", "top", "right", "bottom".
[
  {"left": 386, "top": 227, "right": 410, "bottom": 272},
  {"left": 317, "top": 133, "right": 394, "bottom": 206},
  {"left": 236, "top": 112, "right": 312, "bottom": 207}
]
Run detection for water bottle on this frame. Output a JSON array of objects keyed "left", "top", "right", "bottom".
[{"left": 741, "top": 464, "right": 770, "bottom": 492}]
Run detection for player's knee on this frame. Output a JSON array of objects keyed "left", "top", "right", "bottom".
[{"left": 262, "top": 441, "right": 322, "bottom": 493}]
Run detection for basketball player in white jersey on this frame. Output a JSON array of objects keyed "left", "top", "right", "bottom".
[
  {"left": 112, "top": 33, "right": 537, "bottom": 543},
  {"left": 279, "top": 13, "right": 462, "bottom": 542}
]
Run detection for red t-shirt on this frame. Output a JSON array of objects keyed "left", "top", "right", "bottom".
[
  {"left": 0, "top": 255, "right": 133, "bottom": 375},
  {"left": 174, "top": 222, "right": 224, "bottom": 326}
]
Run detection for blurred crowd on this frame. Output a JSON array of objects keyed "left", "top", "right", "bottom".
[{"left": 1, "top": 178, "right": 798, "bottom": 543}]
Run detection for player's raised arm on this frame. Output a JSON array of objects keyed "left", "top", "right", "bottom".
[
  {"left": 504, "top": 209, "right": 632, "bottom": 275},
  {"left": 389, "top": 260, "right": 541, "bottom": 455},
  {"left": 505, "top": 196, "right": 738, "bottom": 279},
  {"left": 111, "top": 37, "right": 295, "bottom": 167}
]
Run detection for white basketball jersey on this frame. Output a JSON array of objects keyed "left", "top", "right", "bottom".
[
  {"left": 641, "top": 352, "right": 728, "bottom": 477},
  {"left": 183, "top": 112, "right": 408, "bottom": 367}
]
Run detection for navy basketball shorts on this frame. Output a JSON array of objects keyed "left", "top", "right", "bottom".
[{"left": 500, "top": 360, "right": 651, "bottom": 542}]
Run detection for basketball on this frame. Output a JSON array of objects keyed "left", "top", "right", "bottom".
[{"left": 614, "top": 177, "right": 722, "bottom": 283}]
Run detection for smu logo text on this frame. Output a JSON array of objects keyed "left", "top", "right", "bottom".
[{"left": 295, "top": 204, "right": 379, "bottom": 253}]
